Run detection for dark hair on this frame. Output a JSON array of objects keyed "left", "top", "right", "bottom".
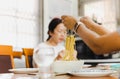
[{"left": 46, "top": 18, "right": 62, "bottom": 41}]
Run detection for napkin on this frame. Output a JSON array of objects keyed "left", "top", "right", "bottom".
[
  {"left": 16, "top": 77, "right": 37, "bottom": 79},
  {"left": 0, "top": 73, "right": 14, "bottom": 79}
]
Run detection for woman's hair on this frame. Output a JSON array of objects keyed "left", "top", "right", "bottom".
[{"left": 47, "top": 18, "right": 62, "bottom": 41}]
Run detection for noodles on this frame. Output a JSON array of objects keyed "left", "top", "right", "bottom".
[{"left": 63, "top": 35, "right": 75, "bottom": 61}]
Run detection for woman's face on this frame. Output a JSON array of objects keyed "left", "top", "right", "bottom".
[{"left": 50, "top": 23, "right": 67, "bottom": 43}]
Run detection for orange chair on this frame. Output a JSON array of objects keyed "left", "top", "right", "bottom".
[
  {"left": 13, "top": 51, "right": 22, "bottom": 58},
  {"left": 0, "top": 45, "right": 14, "bottom": 73},
  {"left": 23, "top": 48, "right": 34, "bottom": 68}
]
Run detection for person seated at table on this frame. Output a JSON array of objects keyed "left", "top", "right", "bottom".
[
  {"left": 61, "top": 15, "right": 120, "bottom": 55},
  {"left": 33, "top": 17, "right": 77, "bottom": 67}
]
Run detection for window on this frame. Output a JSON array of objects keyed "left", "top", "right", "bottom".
[
  {"left": 79, "top": 0, "right": 117, "bottom": 32},
  {"left": 0, "top": 0, "right": 41, "bottom": 48}
]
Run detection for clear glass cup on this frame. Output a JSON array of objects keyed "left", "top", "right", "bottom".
[{"left": 34, "top": 47, "right": 55, "bottom": 79}]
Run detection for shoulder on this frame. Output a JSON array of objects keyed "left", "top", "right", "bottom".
[
  {"left": 38, "top": 42, "right": 47, "bottom": 46},
  {"left": 34, "top": 42, "right": 48, "bottom": 53}
]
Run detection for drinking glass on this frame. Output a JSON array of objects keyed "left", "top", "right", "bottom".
[{"left": 34, "top": 47, "right": 55, "bottom": 79}]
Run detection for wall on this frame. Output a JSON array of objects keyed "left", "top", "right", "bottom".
[{"left": 43, "top": 0, "right": 78, "bottom": 41}]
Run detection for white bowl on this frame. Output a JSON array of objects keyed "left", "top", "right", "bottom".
[{"left": 53, "top": 60, "right": 84, "bottom": 73}]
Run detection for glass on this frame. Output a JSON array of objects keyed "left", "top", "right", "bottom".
[{"left": 34, "top": 47, "right": 55, "bottom": 79}]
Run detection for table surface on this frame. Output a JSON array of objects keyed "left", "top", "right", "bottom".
[
  {"left": 11, "top": 73, "right": 119, "bottom": 79},
  {"left": 1, "top": 64, "right": 119, "bottom": 79}
]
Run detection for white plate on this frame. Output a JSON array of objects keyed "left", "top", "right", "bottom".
[
  {"left": 9, "top": 68, "right": 39, "bottom": 74},
  {"left": 82, "top": 64, "right": 91, "bottom": 68},
  {"left": 69, "top": 69, "right": 117, "bottom": 77}
]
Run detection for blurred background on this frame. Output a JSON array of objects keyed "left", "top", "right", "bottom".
[{"left": 0, "top": 0, "right": 120, "bottom": 59}]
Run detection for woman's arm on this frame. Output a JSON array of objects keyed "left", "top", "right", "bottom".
[{"left": 55, "top": 50, "right": 78, "bottom": 60}]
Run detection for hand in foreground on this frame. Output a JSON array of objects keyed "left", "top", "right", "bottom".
[
  {"left": 61, "top": 15, "right": 77, "bottom": 30},
  {"left": 80, "top": 16, "right": 99, "bottom": 29}
]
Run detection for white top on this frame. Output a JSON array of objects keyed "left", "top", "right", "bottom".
[{"left": 33, "top": 42, "right": 65, "bottom": 58}]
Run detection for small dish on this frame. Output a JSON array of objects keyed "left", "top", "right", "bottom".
[
  {"left": 82, "top": 64, "right": 91, "bottom": 68},
  {"left": 9, "top": 68, "right": 39, "bottom": 74}
]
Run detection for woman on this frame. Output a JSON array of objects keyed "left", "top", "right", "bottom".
[{"left": 33, "top": 18, "right": 77, "bottom": 67}]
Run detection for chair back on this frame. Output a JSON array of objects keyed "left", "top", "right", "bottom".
[
  {"left": 13, "top": 51, "right": 22, "bottom": 58},
  {"left": 0, "top": 45, "right": 14, "bottom": 73},
  {"left": 23, "top": 48, "right": 34, "bottom": 68}
]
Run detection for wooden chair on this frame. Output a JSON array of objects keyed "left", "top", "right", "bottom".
[
  {"left": 23, "top": 48, "right": 34, "bottom": 68},
  {"left": 0, "top": 45, "right": 14, "bottom": 73},
  {"left": 13, "top": 51, "right": 22, "bottom": 58}
]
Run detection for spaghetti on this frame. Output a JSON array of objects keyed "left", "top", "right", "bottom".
[{"left": 63, "top": 35, "right": 76, "bottom": 61}]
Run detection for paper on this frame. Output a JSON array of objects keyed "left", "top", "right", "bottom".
[
  {"left": 0, "top": 73, "right": 14, "bottom": 79},
  {"left": 16, "top": 77, "right": 34, "bottom": 79}
]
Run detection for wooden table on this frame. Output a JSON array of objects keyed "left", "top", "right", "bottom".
[{"left": 12, "top": 73, "right": 119, "bottom": 79}]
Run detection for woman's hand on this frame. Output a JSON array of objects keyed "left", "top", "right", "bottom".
[
  {"left": 61, "top": 15, "right": 77, "bottom": 30},
  {"left": 55, "top": 50, "right": 78, "bottom": 60},
  {"left": 55, "top": 50, "right": 65, "bottom": 60}
]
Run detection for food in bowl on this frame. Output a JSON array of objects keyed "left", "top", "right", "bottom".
[{"left": 53, "top": 60, "right": 84, "bottom": 73}]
